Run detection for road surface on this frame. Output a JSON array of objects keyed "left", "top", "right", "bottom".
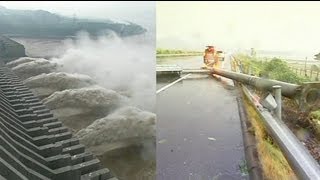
[{"left": 156, "top": 55, "right": 246, "bottom": 180}]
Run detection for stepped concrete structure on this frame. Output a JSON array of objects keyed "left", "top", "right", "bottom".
[{"left": 0, "top": 62, "right": 117, "bottom": 180}]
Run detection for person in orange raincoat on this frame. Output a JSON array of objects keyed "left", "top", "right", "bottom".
[{"left": 203, "top": 46, "right": 219, "bottom": 68}]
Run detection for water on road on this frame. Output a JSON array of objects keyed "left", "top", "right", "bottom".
[{"left": 157, "top": 56, "right": 246, "bottom": 180}]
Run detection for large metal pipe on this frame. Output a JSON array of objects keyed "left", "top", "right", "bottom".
[
  {"left": 208, "top": 67, "right": 320, "bottom": 111},
  {"left": 210, "top": 67, "right": 301, "bottom": 98},
  {"left": 158, "top": 64, "right": 319, "bottom": 111}
]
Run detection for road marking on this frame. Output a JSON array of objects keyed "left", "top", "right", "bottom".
[{"left": 156, "top": 73, "right": 192, "bottom": 94}]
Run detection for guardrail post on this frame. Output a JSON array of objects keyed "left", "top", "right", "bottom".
[
  {"left": 273, "top": 85, "right": 282, "bottom": 120},
  {"left": 242, "top": 85, "right": 320, "bottom": 179}
]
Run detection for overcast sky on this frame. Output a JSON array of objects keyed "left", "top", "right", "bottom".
[
  {"left": 157, "top": 1, "right": 320, "bottom": 56},
  {"left": 0, "top": 1, "right": 155, "bottom": 30},
  {"left": 2, "top": 1, "right": 320, "bottom": 57}
]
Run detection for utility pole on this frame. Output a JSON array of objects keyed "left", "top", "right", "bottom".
[
  {"left": 305, "top": 56, "right": 307, "bottom": 76},
  {"left": 250, "top": 48, "right": 256, "bottom": 58}
]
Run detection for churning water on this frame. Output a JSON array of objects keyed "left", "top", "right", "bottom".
[{"left": 7, "top": 31, "right": 156, "bottom": 180}]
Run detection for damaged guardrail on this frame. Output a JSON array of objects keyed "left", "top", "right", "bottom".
[
  {"left": 241, "top": 85, "right": 320, "bottom": 179},
  {"left": 226, "top": 55, "right": 320, "bottom": 179}
]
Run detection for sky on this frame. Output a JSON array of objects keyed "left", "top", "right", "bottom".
[
  {"left": 2, "top": 1, "right": 320, "bottom": 58},
  {"left": 157, "top": 1, "right": 320, "bottom": 58},
  {"left": 0, "top": 1, "right": 155, "bottom": 30}
]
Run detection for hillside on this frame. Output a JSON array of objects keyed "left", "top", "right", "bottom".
[{"left": 0, "top": 6, "right": 146, "bottom": 38}]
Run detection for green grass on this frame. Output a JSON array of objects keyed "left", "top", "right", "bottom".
[
  {"left": 156, "top": 48, "right": 202, "bottom": 55},
  {"left": 235, "top": 54, "right": 311, "bottom": 84},
  {"left": 310, "top": 110, "right": 320, "bottom": 119},
  {"left": 244, "top": 97, "right": 297, "bottom": 179},
  {"left": 237, "top": 54, "right": 320, "bottom": 178},
  {"left": 236, "top": 53, "right": 319, "bottom": 125},
  {"left": 309, "top": 110, "right": 320, "bottom": 138}
]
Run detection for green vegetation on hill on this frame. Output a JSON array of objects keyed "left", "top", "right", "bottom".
[{"left": 0, "top": 6, "right": 146, "bottom": 38}]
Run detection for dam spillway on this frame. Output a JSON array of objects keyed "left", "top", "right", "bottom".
[{"left": 0, "top": 63, "right": 117, "bottom": 180}]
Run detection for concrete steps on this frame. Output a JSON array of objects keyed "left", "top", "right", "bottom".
[{"left": 0, "top": 66, "right": 117, "bottom": 180}]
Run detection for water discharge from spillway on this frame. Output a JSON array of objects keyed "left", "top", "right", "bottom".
[
  {"left": 24, "top": 72, "right": 97, "bottom": 98},
  {"left": 43, "top": 86, "right": 130, "bottom": 132},
  {"left": 76, "top": 106, "right": 156, "bottom": 156},
  {"left": 6, "top": 32, "right": 156, "bottom": 180},
  {"left": 11, "top": 58, "right": 58, "bottom": 80},
  {"left": 52, "top": 31, "right": 155, "bottom": 112}
]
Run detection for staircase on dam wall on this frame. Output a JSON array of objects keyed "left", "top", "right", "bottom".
[{"left": 0, "top": 63, "right": 117, "bottom": 180}]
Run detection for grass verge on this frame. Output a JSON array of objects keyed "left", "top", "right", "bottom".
[{"left": 243, "top": 95, "right": 297, "bottom": 180}]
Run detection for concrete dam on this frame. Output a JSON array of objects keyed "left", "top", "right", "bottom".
[
  {"left": 0, "top": 37, "right": 156, "bottom": 180},
  {"left": 0, "top": 35, "right": 26, "bottom": 63},
  {"left": 0, "top": 63, "right": 116, "bottom": 179}
]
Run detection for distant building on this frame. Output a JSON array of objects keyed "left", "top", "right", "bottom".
[
  {"left": 0, "top": 36, "right": 26, "bottom": 63},
  {"left": 314, "top": 52, "right": 320, "bottom": 60}
]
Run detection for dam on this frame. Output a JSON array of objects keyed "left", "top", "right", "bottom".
[{"left": 0, "top": 35, "right": 26, "bottom": 63}]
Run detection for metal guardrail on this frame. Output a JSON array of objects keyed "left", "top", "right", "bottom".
[
  {"left": 232, "top": 55, "right": 320, "bottom": 179},
  {"left": 241, "top": 85, "right": 320, "bottom": 180},
  {"left": 156, "top": 55, "right": 320, "bottom": 179}
]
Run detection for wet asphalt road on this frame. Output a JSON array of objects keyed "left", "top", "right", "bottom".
[{"left": 156, "top": 56, "right": 246, "bottom": 180}]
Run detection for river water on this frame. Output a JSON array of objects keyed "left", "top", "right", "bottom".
[{"left": 156, "top": 56, "right": 246, "bottom": 180}]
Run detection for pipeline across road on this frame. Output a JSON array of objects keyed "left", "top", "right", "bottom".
[
  {"left": 157, "top": 63, "right": 320, "bottom": 111},
  {"left": 210, "top": 67, "right": 300, "bottom": 98}
]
